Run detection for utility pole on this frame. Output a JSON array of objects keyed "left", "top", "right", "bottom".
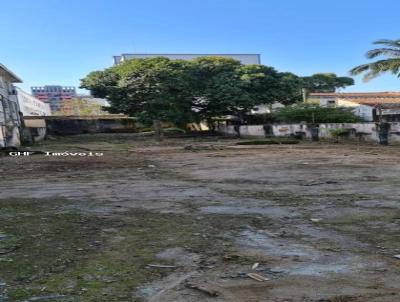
[{"left": 302, "top": 88, "right": 307, "bottom": 103}]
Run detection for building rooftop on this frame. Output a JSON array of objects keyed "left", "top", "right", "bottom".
[
  {"left": 113, "top": 53, "right": 261, "bottom": 65},
  {"left": 310, "top": 92, "right": 400, "bottom": 98},
  {"left": 346, "top": 98, "right": 400, "bottom": 105},
  {"left": 0, "top": 64, "right": 22, "bottom": 83},
  {"left": 309, "top": 92, "right": 400, "bottom": 106}
]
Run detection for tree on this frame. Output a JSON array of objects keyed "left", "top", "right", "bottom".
[
  {"left": 80, "top": 70, "right": 119, "bottom": 98},
  {"left": 302, "top": 73, "right": 354, "bottom": 93},
  {"left": 81, "top": 56, "right": 305, "bottom": 132},
  {"left": 81, "top": 57, "right": 195, "bottom": 138},
  {"left": 275, "top": 72, "right": 304, "bottom": 104},
  {"left": 190, "top": 57, "right": 256, "bottom": 123},
  {"left": 238, "top": 66, "right": 302, "bottom": 106},
  {"left": 350, "top": 39, "right": 400, "bottom": 81}
]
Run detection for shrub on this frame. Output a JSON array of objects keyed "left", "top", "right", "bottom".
[
  {"left": 329, "top": 128, "right": 352, "bottom": 142},
  {"left": 273, "top": 104, "right": 363, "bottom": 123}
]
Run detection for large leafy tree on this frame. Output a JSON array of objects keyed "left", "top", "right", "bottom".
[
  {"left": 81, "top": 57, "right": 195, "bottom": 128},
  {"left": 350, "top": 39, "right": 400, "bottom": 81},
  {"left": 81, "top": 56, "right": 304, "bottom": 129},
  {"left": 302, "top": 73, "right": 354, "bottom": 93}
]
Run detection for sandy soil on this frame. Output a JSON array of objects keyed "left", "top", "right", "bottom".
[{"left": 1, "top": 134, "right": 400, "bottom": 302}]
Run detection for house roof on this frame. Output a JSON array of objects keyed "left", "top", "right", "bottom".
[
  {"left": 310, "top": 92, "right": 400, "bottom": 98},
  {"left": 310, "top": 92, "right": 400, "bottom": 106},
  {"left": 346, "top": 98, "right": 400, "bottom": 105},
  {"left": 0, "top": 64, "right": 22, "bottom": 83}
]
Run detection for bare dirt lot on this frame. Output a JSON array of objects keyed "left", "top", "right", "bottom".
[{"left": 1, "top": 134, "right": 400, "bottom": 302}]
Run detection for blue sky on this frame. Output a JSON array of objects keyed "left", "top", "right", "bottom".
[{"left": 1, "top": 0, "right": 399, "bottom": 93}]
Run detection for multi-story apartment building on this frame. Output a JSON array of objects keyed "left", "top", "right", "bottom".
[
  {"left": 0, "top": 64, "right": 22, "bottom": 147},
  {"left": 113, "top": 53, "right": 261, "bottom": 65},
  {"left": 31, "top": 85, "right": 76, "bottom": 112},
  {"left": 16, "top": 88, "right": 51, "bottom": 116}
]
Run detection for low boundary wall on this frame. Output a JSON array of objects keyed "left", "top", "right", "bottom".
[
  {"left": 24, "top": 115, "right": 136, "bottom": 136},
  {"left": 218, "top": 123, "right": 400, "bottom": 143}
]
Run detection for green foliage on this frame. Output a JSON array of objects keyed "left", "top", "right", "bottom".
[
  {"left": 80, "top": 57, "right": 303, "bottom": 125},
  {"left": 302, "top": 73, "right": 354, "bottom": 93},
  {"left": 81, "top": 57, "right": 357, "bottom": 126},
  {"left": 329, "top": 128, "right": 351, "bottom": 137},
  {"left": 82, "top": 57, "right": 195, "bottom": 127},
  {"left": 274, "top": 104, "right": 363, "bottom": 123},
  {"left": 330, "top": 128, "right": 352, "bottom": 143},
  {"left": 244, "top": 113, "right": 276, "bottom": 125},
  {"left": 237, "top": 66, "right": 303, "bottom": 106},
  {"left": 350, "top": 39, "right": 400, "bottom": 81}
]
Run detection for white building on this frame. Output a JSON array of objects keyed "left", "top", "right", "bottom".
[
  {"left": 0, "top": 64, "right": 22, "bottom": 147},
  {"left": 250, "top": 103, "right": 285, "bottom": 114},
  {"left": 113, "top": 53, "right": 261, "bottom": 65},
  {"left": 16, "top": 88, "right": 51, "bottom": 116},
  {"left": 308, "top": 92, "right": 400, "bottom": 122}
]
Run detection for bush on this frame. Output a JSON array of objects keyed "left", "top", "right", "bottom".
[
  {"left": 330, "top": 128, "right": 352, "bottom": 142},
  {"left": 273, "top": 104, "right": 363, "bottom": 123},
  {"left": 329, "top": 128, "right": 351, "bottom": 137}
]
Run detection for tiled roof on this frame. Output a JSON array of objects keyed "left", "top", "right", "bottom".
[
  {"left": 345, "top": 98, "right": 400, "bottom": 105},
  {"left": 310, "top": 92, "right": 400, "bottom": 106},
  {"left": 310, "top": 92, "right": 400, "bottom": 97}
]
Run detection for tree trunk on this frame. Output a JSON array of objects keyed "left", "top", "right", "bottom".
[
  {"left": 310, "top": 126, "right": 319, "bottom": 142},
  {"left": 377, "top": 122, "right": 390, "bottom": 145},
  {"left": 153, "top": 120, "right": 164, "bottom": 141}
]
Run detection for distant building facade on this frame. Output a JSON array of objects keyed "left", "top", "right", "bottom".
[
  {"left": 0, "top": 64, "right": 22, "bottom": 147},
  {"left": 31, "top": 85, "right": 76, "bottom": 112},
  {"left": 56, "top": 95, "right": 110, "bottom": 116},
  {"left": 113, "top": 53, "right": 261, "bottom": 65},
  {"left": 308, "top": 92, "right": 400, "bottom": 122},
  {"left": 16, "top": 88, "right": 51, "bottom": 116}
]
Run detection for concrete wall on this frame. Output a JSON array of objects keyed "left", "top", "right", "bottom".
[
  {"left": 218, "top": 123, "right": 400, "bottom": 143},
  {"left": 23, "top": 118, "right": 47, "bottom": 143},
  {"left": 24, "top": 116, "right": 136, "bottom": 136}
]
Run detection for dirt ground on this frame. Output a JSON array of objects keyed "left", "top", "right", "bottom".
[{"left": 1, "top": 133, "right": 400, "bottom": 302}]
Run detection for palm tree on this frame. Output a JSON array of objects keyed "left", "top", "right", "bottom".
[{"left": 350, "top": 39, "right": 400, "bottom": 81}]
